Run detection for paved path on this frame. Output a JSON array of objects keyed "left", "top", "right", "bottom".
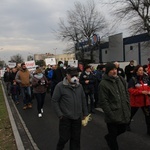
[
  {"left": 2, "top": 79, "right": 150, "bottom": 150},
  {"left": 15, "top": 92, "right": 150, "bottom": 150}
]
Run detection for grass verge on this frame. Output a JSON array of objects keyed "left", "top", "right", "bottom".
[{"left": 0, "top": 82, "right": 17, "bottom": 150}]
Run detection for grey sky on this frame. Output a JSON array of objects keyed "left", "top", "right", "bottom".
[{"left": 0, "top": 0, "right": 128, "bottom": 64}]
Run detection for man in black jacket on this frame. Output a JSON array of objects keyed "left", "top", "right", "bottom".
[
  {"left": 125, "top": 60, "right": 135, "bottom": 82},
  {"left": 79, "top": 65, "right": 96, "bottom": 113}
]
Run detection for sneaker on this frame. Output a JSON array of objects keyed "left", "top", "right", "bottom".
[
  {"left": 41, "top": 108, "right": 43, "bottom": 113},
  {"left": 23, "top": 105, "right": 27, "bottom": 110},
  {"left": 28, "top": 103, "right": 32, "bottom": 108},
  {"left": 38, "top": 113, "right": 42, "bottom": 118}
]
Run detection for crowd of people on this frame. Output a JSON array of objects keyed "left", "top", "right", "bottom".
[{"left": 3, "top": 59, "right": 150, "bottom": 150}]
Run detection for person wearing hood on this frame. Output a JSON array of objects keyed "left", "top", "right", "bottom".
[
  {"left": 52, "top": 67, "right": 88, "bottom": 150},
  {"left": 99, "top": 62, "right": 131, "bottom": 150},
  {"left": 128, "top": 65, "right": 150, "bottom": 135},
  {"left": 15, "top": 62, "right": 32, "bottom": 110},
  {"left": 32, "top": 68, "right": 48, "bottom": 118}
]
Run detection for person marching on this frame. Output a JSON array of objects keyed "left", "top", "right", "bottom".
[
  {"left": 15, "top": 62, "right": 32, "bottom": 110},
  {"left": 79, "top": 65, "right": 96, "bottom": 113},
  {"left": 99, "top": 62, "right": 131, "bottom": 150},
  {"left": 128, "top": 65, "right": 150, "bottom": 135},
  {"left": 32, "top": 68, "right": 48, "bottom": 117},
  {"left": 52, "top": 67, "right": 88, "bottom": 150}
]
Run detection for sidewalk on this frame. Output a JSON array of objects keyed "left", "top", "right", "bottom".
[{"left": 1, "top": 80, "right": 39, "bottom": 150}]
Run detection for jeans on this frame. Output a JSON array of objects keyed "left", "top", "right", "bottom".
[
  {"left": 85, "top": 93, "right": 95, "bottom": 113},
  {"left": 20, "top": 86, "right": 32, "bottom": 105},
  {"left": 105, "top": 123, "right": 127, "bottom": 150},
  {"left": 34, "top": 92, "right": 46, "bottom": 113},
  {"left": 57, "top": 117, "right": 81, "bottom": 150}
]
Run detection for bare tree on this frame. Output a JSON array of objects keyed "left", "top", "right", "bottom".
[
  {"left": 58, "top": 0, "right": 107, "bottom": 63},
  {"left": 27, "top": 55, "right": 34, "bottom": 61},
  {"left": 10, "top": 54, "right": 24, "bottom": 64},
  {"left": 107, "top": 0, "right": 150, "bottom": 35}
]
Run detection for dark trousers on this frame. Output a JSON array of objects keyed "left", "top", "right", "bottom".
[
  {"left": 105, "top": 123, "right": 127, "bottom": 150},
  {"left": 85, "top": 93, "right": 95, "bottom": 113},
  {"left": 34, "top": 93, "right": 46, "bottom": 113},
  {"left": 57, "top": 117, "right": 81, "bottom": 150},
  {"left": 12, "top": 94, "right": 19, "bottom": 103},
  {"left": 130, "top": 106, "right": 150, "bottom": 134}
]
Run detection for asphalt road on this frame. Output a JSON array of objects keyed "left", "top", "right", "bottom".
[{"left": 15, "top": 92, "right": 150, "bottom": 150}]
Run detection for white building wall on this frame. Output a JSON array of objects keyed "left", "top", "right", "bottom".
[
  {"left": 93, "top": 50, "right": 99, "bottom": 63},
  {"left": 124, "top": 43, "right": 139, "bottom": 63},
  {"left": 108, "top": 33, "right": 123, "bottom": 62},
  {"left": 140, "top": 42, "right": 150, "bottom": 65},
  {"left": 101, "top": 48, "right": 109, "bottom": 62}
]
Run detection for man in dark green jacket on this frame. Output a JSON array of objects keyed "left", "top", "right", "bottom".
[{"left": 99, "top": 62, "right": 131, "bottom": 150}]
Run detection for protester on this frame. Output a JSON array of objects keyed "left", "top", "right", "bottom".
[
  {"left": 79, "top": 65, "right": 96, "bottom": 113},
  {"left": 15, "top": 62, "right": 32, "bottom": 110},
  {"left": 128, "top": 65, "right": 150, "bottom": 135},
  {"left": 4, "top": 67, "right": 11, "bottom": 95},
  {"left": 44, "top": 64, "right": 51, "bottom": 78},
  {"left": 52, "top": 61, "right": 66, "bottom": 93},
  {"left": 10, "top": 80, "right": 20, "bottom": 105},
  {"left": 94, "top": 64, "right": 105, "bottom": 108},
  {"left": 52, "top": 67, "right": 88, "bottom": 150},
  {"left": 32, "top": 68, "right": 48, "bottom": 117},
  {"left": 125, "top": 60, "right": 135, "bottom": 82},
  {"left": 143, "top": 64, "right": 150, "bottom": 79},
  {"left": 99, "top": 62, "right": 131, "bottom": 150},
  {"left": 9, "top": 67, "right": 18, "bottom": 84},
  {"left": 47, "top": 65, "right": 56, "bottom": 97},
  {"left": 114, "top": 61, "right": 125, "bottom": 78}
]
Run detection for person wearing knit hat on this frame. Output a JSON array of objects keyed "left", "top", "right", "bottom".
[
  {"left": 52, "top": 67, "right": 88, "bottom": 149},
  {"left": 99, "top": 62, "right": 131, "bottom": 150},
  {"left": 105, "top": 62, "right": 117, "bottom": 75}
]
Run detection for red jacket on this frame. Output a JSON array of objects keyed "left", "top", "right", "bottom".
[{"left": 128, "top": 75, "right": 150, "bottom": 107}]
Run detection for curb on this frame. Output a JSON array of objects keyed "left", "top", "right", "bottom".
[
  {"left": 1, "top": 80, "right": 39, "bottom": 150},
  {"left": 1, "top": 81, "right": 25, "bottom": 150}
]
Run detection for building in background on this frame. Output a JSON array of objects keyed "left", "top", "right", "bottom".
[{"left": 100, "top": 33, "right": 150, "bottom": 65}]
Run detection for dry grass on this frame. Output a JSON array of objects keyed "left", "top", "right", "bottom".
[{"left": 0, "top": 83, "right": 17, "bottom": 150}]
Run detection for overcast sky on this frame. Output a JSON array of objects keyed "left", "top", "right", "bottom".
[{"left": 0, "top": 0, "right": 128, "bottom": 64}]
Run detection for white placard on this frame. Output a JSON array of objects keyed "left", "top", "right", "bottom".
[
  {"left": 25, "top": 61, "right": 35, "bottom": 69},
  {"left": 45, "top": 58, "right": 56, "bottom": 65},
  {"left": 0, "top": 69, "right": 5, "bottom": 77},
  {"left": 68, "top": 60, "right": 78, "bottom": 67},
  {"left": 8, "top": 62, "right": 16, "bottom": 68}
]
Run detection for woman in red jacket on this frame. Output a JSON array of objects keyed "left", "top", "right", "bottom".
[{"left": 128, "top": 65, "right": 150, "bottom": 135}]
